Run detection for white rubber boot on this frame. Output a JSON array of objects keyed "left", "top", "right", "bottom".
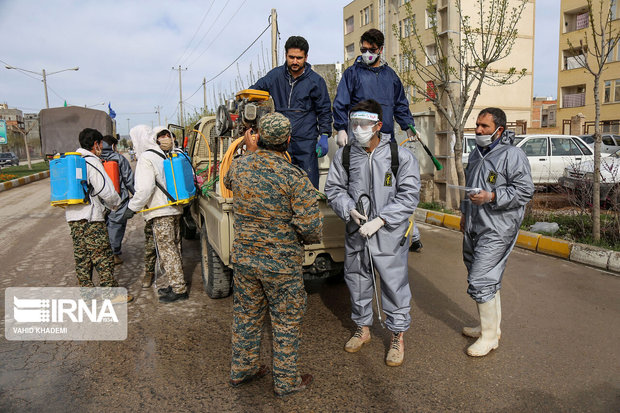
[
  {"left": 462, "top": 291, "right": 501, "bottom": 338},
  {"left": 467, "top": 297, "right": 499, "bottom": 357}
]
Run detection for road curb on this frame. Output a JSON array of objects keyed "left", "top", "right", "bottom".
[
  {"left": 0, "top": 170, "right": 50, "bottom": 192},
  {"left": 414, "top": 208, "right": 618, "bottom": 275}
]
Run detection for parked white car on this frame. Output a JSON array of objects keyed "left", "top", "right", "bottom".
[
  {"left": 461, "top": 133, "right": 476, "bottom": 166},
  {"left": 513, "top": 134, "right": 594, "bottom": 184},
  {"left": 559, "top": 148, "right": 620, "bottom": 204}
]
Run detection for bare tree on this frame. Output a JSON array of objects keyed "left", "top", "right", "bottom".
[
  {"left": 9, "top": 123, "right": 36, "bottom": 170},
  {"left": 394, "top": 0, "right": 528, "bottom": 190},
  {"left": 567, "top": 0, "right": 620, "bottom": 241}
]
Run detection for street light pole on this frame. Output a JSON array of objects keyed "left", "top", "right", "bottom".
[{"left": 5, "top": 65, "right": 79, "bottom": 108}]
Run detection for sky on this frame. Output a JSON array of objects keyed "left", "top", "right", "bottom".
[{"left": 1, "top": 0, "right": 560, "bottom": 135}]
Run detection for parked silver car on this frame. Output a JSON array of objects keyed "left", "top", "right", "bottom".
[{"left": 579, "top": 134, "right": 620, "bottom": 156}]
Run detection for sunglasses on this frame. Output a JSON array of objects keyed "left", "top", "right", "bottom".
[{"left": 360, "top": 47, "right": 380, "bottom": 53}]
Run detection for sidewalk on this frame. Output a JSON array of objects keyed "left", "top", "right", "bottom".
[
  {"left": 415, "top": 208, "right": 620, "bottom": 275},
  {"left": 0, "top": 170, "right": 50, "bottom": 192}
]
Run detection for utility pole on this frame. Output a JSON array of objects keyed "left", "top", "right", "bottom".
[
  {"left": 42, "top": 69, "right": 49, "bottom": 109},
  {"left": 203, "top": 77, "right": 207, "bottom": 113},
  {"left": 173, "top": 65, "right": 188, "bottom": 128},
  {"left": 155, "top": 105, "right": 162, "bottom": 125},
  {"left": 271, "top": 8, "right": 278, "bottom": 69}
]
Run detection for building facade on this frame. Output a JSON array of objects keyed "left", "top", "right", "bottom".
[
  {"left": 532, "top": 97, "right": 558, "bottom": 128},
  {"left": 557, "top": 0, "right": 620, "bottom": 134}
]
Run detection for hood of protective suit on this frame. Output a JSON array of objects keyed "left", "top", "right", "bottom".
[
  {"left": 500, "top": 130, "right": 516, "bottom": 145},
  {"left": 129, "top": 124, "right": 157, "bottom": 157},
  {"left": 153, "top": 126, "right": 171, "bottom": 139}
]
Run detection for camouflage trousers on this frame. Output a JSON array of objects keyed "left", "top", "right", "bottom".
[
  {"left": 231, "top": 264, "right": 307, "bottom": 394},
  {"left": 151, "top": 215, "right": 186, "bottom": 294},
  {"left": 68, "top": 220, "right": 118, "bottom": 288},
  {"left": 144, "top": 220, "right": 156, "bottom": 278}
]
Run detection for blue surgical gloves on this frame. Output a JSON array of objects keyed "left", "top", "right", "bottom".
[{"left": 316, "top": 133, "right": 329, "bottom": 158}]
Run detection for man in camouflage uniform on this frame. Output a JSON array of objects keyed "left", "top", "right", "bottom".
[
  {"left": 224, "top": 112, "right": 322, "bottom": 397},
  {"left": 65, "top": 128, "right": 133, "bottom": 303},
  {"left": 141, "top": 220, "right": 157, "bottom": 287}
]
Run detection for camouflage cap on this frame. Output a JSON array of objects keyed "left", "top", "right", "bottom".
[{"left": 258, "top": 112, "right": 291, "bottom": 145}]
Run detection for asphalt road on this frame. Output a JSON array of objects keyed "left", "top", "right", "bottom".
[{"left": 0, "top": 179, "right": 618, "bottom": 412}]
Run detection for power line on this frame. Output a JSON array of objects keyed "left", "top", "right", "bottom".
[
  {"left": 205, "top": 20, "right": 271, "bottom": 85},
  {"left": 187, "top": 0, "right": 248, "bottom": 67},
  {"left": 176, "top": 0, "right": 217, "bottom": 66},
  {"left": 182, "top": 0, "right": 232, "bottom": 66}
]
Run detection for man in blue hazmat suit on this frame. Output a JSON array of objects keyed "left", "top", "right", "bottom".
[
  {"left": 460, "top": 107, "right": 534, "bottom": 357},
  {"left": 250, "top": 35, "right": 332, "bottom": 189},
  {"left": 333, "top": 28, "right": 423, "bottom": 252},
  {"left": 101, "top": 135, "right": 135, "bottom": 265},
  {"left": 325, "top": 99, "right": 420, "bottom": 367}
]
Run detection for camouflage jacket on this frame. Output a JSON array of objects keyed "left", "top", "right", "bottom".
[{"left": 224, "top": 149, "right": 322, "bottom": 273}]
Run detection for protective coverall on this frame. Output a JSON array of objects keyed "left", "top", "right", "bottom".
[
  {"left": 325, "top": 133, "right": 420, "bottom": 332},
  {"left": 461, "top": 131, "right": 534, "bottom": 303}
]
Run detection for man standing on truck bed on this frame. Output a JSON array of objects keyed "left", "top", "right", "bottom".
[
  {"left": 224, "top": 113, "right": 322, "bottom": 397},
  {"left": 250, "top": 35, "right": 333, "bottom": 189}
]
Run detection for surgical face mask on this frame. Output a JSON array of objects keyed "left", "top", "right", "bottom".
[
  {"left": 158, "top": 136, "right": 173, "bottom": 151},
  {"left": 362, "top": 51, "right": 380, "bottom": 66},
  {"left": 475, "top": 127, "right": 500, "bottom": 147},
  {"left": 353, "top": 125, "right": 375, "bottom": 147}
]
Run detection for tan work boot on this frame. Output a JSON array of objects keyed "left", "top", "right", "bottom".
[
  {"left": 109, "top": 293, "right": 134, "bottom": 304},
  {"left": 344, "top": 325, "right": 370, "bottom": 353},
  {"left": 113, "top": 255, "right": 123, "bottom": 265},
  {"left": 462, "top": 291, "right": 501, "bottom": 338},
  {"left": 141, "top": 273, "right": 154, "bottom": 288},
  {"left": 467, "top": 297, "right": 499, "bottom": 357},
  {"left": 385, "top": 332, "right": 404, "bottom": 367}
]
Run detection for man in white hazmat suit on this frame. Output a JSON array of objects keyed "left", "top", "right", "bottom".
[
  {"left": 460, "top": 107, "right": 534, "bottom": 357},
  {"left": 325, "top": 99, "right": 420, "bottom": 367},
  {"left": 124, "top": 125, "right": 187, "bottom": 303}
]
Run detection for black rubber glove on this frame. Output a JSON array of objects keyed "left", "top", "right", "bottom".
[{"left": 122, "top": 208, "right": 135, "bottom": 221}]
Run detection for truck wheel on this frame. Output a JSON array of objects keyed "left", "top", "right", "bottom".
[{"left": 200, "top": 225, "right": 232, "bottom": 298}]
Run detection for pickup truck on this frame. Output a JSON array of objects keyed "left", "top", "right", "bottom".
[{"left": 182, "top": 93, "right": 345, "bottom": 299}]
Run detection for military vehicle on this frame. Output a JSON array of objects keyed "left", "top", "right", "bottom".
[{"left": 182, "top": 90, "right": 345, "bottom": 299}]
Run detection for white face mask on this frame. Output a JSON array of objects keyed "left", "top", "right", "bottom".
[
  {"left": 362, "top": 51, "right": 380, "bottom": 66},
  {"left": 475, "top": 127, "right": 500, "bottom": 147},
  {"left": 353, "top": 125, "right": 375, "bottom": 147}
]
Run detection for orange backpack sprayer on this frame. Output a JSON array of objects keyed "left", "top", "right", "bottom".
[{"left": 101, "top": 159, "right": 120, "bottom": 193}]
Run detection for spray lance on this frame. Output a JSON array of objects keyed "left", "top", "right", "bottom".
[
  {"left": 356, "top": 194, "right": 385, "bottom": 329},
  {"left": 405, "top": 124, "right": 443, "bottom": 171}
]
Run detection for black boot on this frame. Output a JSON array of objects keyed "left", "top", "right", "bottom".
[
  {"left": 409, "top": 239, "right": 423, "bottom": 252},
  {"left": 159, "top": 289, "right": 188, "bottom": 303},
  {"left": 157, "top": 285, "right": 172, "bottom": 296}
]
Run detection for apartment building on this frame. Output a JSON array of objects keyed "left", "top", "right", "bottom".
[
  {"left": 532, "top": 97, "right": 558, "bottom": 128},
  {"left": 342, "top": 0, "right": 535, "bottom": 205},
  {"left": 557, "top": 0, "right": 620, "bottom": 134}
]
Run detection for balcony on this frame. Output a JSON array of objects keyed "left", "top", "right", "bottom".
[
  {"left": 563, "top": 92, "right": 586, "bottom": 108},
  {"left": 564, "top": 54, "right": 586, "bottom": 70}
]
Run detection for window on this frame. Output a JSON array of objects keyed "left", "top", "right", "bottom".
[
  {"left": 426, "top": 5, "right": 437, "bottom": 29},
  {"left": 551, "top": 138, "right": 582, "bottom": 156},
  {"left": 604, "top": 80, "right": 612, "bottom": 102},
  {"left": 426, "top": 44, "right": 437, "bottom": 65},
  {"left": 345, "top": 16, "right": 354, "bottom": 34},
  {"left": 612, "top": 0, "right": 617, "bottom": 20},
  {"left": 615, "top": 79, "right": 620, "bottom": 102},
  {"left": 572, "top": 138, "right": 592, "bottom": 155},
  {"left": 361, "top": 5, "right": 373, "bottom": 26},
  {"left": 521, "top": 138, "right": 548, "bottom": 157},
  {"left": 345, "top": 43, "right": 355, "bottom": 60},
  {"left": 563, "top": 48, "right": 586, "bottom": 70}
]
